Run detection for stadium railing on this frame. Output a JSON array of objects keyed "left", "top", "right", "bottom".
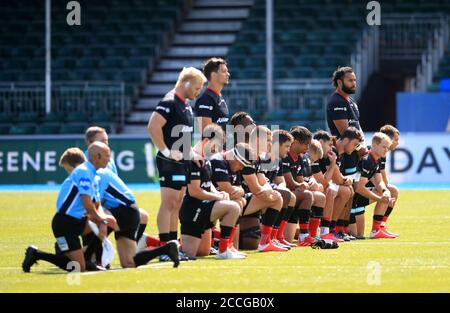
[
  {"left": 0, "top": 81, "right": 126, "bottom": 132},
  {"left": 223, "top": 79, "right": 332, "bottom": 131}
]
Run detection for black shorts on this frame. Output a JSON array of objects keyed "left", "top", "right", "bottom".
[
  {"left": 156, "top": 153, "right": 188, "bottom": 190},
  {"left": 52, "top": 213, "right": 86, "bottom": 253},
  {"left": 352, "top": 192, "right": 371, "bottom": 208},
  {"left": 179, "top": 196, "right": 215, "bottom": 239},
  {"left": 109, "top": 203, "right": 140, "bottom": 241}
]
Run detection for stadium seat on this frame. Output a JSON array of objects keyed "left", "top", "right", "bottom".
[
  {"left": 42, "top": 111, "right": 65, "bottom": 123},
  {"left": 60, "top": 123, "right": 88, "bottom": 134},
  {"left": 66, "top": 112, "right": 89, "bottom": 123},
  {"left": 92, "top": 111, "right": 113, "bottom": 123},
  {"left": 9, "top": 124, "right": 35, "bottom": 135},
  {"left": 34, "top": 123, "right": 60, "bottom": 134}
]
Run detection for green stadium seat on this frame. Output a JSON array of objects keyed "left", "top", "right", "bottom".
[
  {"left": 0, "top": 124, "right": 11, "bottom": 135},
  {"left": 16, "top": 112, "right": 38, "bottom": 123},
  {"left": 265, "top": 111, "right": 287, "bottom": 121},
  {"left": 92, "top": 111, "right": 113, "bottom": 123},
  {"left": 60, "top": 123, "right": 88, "bottom": 134},
  {"left": 34, "top": 123, "right": 61, "bottom": 134},
  {"left": 0, "top": 112, "right": 14, "bottom": 123},
  {"left": 9, "top": 124, "right": 35, "bottom": 135},
  {"left": 292, "top": 110, "right": 315, "bottom": 121},
  {"left": 66, "top": 112, "right": 89, "bottom": 123},
  {"left": 42, "top": 112, "right": 65, "bottom": 123}
]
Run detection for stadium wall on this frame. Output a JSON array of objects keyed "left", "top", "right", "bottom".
[{"left": 0, "top": 133, "right": 449, "bottom": 185}]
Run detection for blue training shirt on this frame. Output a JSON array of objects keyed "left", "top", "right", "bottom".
[
  {"left": 56, "top": 161, "right": 99, "bottom": 219},
  {"left": 84, "top": 149, "right": 118, "bottom": 175},
  {"left": 96, "top": 168, "right": 135, "bottom": 210}
]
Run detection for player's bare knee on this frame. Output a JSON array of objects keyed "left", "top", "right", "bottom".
[
  {"left": 139, "top": 208, "right": 149, "bottom": 224},
  {"left": 388, "top": 185, "right": 399, "bottom": 198},
  {"left": 289, "top": 191, "right": 296, "bottom": 205},
  {"left": 326, "top": 187, "right": 338, "bottom": 199}
]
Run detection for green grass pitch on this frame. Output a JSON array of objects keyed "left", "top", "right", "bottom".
[{"left": 0, "top": 190, "right": 449, "bottom": 292}]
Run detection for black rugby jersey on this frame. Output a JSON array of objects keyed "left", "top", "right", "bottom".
[
  {"left": 194, "top": 86, "right": 229, "bottom": 132},
  {"left": 209, "top": 152, "right": 242, "bottom": 188},
  {"left": 186, "top": 159, "right": 213, "bottom": 200},
  {"left": 154, "top": 91, "right": 193, "bottom": 153},
  {"left": 326, "top": 91, "right": 362, "bottom": 137}
]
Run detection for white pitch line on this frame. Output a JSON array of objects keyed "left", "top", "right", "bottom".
[{"left": 349, "top": 241, "right": 450, "bottom": 245}]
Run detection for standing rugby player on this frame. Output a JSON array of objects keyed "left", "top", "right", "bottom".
[{"left": 147, "top": 67, "right": 207, "bottom": 253}]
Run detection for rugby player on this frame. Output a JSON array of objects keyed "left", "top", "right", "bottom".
[
  {"left": 281, "top": 126, "right": 315, "bottom": 245},
  {"left": 312, "top": 130, "right": 352, "bottom": 242},
  {"left": 179, "top": 124, "right": 244, "bottom": 259},
  {"left": 195, "top": 57, "right": 230, "bottom": 133},
  {"left": 147, "top": 67, "right": 207, "bottom": 253},
  {"left": 59, "top": 148, "right": 181, "bottom": 268},
  {"left": 326, "top": 66, "right": 367, "bottom": 156},
  {"left": 22, "top": 143, "right": 116, "bottom": 272},
  {"left": 378, "top": 125, "right": 400, "bottom": 237},
  {"left": 351, "top": 133, "right": 397, "bottom": 239},
  {"left": 210, "top": 143, "right": 286, "bottom": 252},
  {"left": 295, "top": 139, "right": 326, "bottom": 245}
]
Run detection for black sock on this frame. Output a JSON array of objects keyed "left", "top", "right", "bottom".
[
  {"left": 321, "top": 219, "right": 331, "bottom": 228},
  {"left": 84, "top": 235, "right": 102, "bottom": 261},
  {"left": 344, "top": 220, "right": 349, "bottom": 228},
  {"left": 169, "top": 231, "right": 178, "bottom": 241},
  {"left": 298, "top": 209, "right": 310, "bottom": 225},
  {"left": 288, "top": 207, "right": 300, "bottom": 224},
  {"left": 134, "top": 245, "right": 170, "bottom": 267},
  {"left": 136, "top": 224, "right": 147, "bottom": 242},
  {"left": 82, "top": 233, "right": 95, "bottom": 247},
  {"left": 311, "top": 206, "right": 324, "bottom": 218},
  {"left": 373, "top": 214, "right": 384, "bottom": 222},
  {"left": 36, "top": 250, "right": 72, "bottom": 271},
  {"left": 273, "top": 207, "right": 287, "bottom": 228},
  {"left": 298, "top": 209, "right": 310, "bottom": 234},
  {"left": 159, "top": 233, "right": 170, "bottom": 245},
  {"left": 283, "top": 206, "right": 295, "bottom": 222},
  {"left": 330, "top": 220, "right": 337, "bottom": 231},
  {"left": 220, "top": 225, "right": 233, "bottom": 239},
  {"left": 385, "top": 206, "right": 393, "bottom": 217},
  {"left": 261, "top": 208, "right": 279, "bottom": 227},
  {"left": 337, "top": 219, "right": 345, "bottom": 228}
]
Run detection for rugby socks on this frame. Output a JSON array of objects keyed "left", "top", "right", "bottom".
[
  {"left": 219, "top": 225, "right": 233, "bottom": 253},
  {"left": 336, "top": 219, "right": 345, "bottom": 233},
  {"left": 309, "top": 206, "right": 323, "bottom": 237},
  {"left": 277, "top": 206, "right": 294, "bottom": 241},
  {"left": 84, "top": 234, "right": 102, "bottom": 261},
  {"left": 260, "top": 208, "right": 279, "bottom": 245},
  {"left": 228, "top": 217, "right": 241, "bottom": 249},
  {"left": 330, "top": 220, "right": 337, "bottom": 232},
  {"left": 35, "top": 250, "right": 72, "bottom": 271},
  {"left": 158, "top": 233, "right": 170, "bottom": 246},
  {"left": 320, "top": 218, "right": 331, "bottom": 235},
  {"left": 372, "top": 215, "right": 384, "bottom": 231},
  {"left": 382, "top": 206, "right": 394, "bottom": 226},
  {"left": 169, "top": 231, "right": 178, "bottom": 241},
  {"left": 272, "top": 207, "right": 287, "bottom": 238},
  {"left": 136, "top": 224, "right": 147, "bottom": 242},
  {"left": 298, "top": 208, "right": 310, "bottom": 241},
  {"left": 343, "top": 220, "right": 350, "bottom": 234},
  {"left": 134, "top": 243, "right": 177, "bottom": 267}
]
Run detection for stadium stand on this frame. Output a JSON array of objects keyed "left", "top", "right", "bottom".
[
  {"left": 0, "top": 0, "right": 187, "bottom": 134},
  {"left": 0, "top": 0, "right": 448, "bottom": 134}
]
